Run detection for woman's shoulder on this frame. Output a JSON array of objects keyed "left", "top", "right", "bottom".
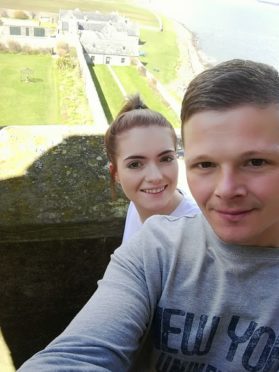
[
  {"left": 122, "top": 202, "right": 142, "bottom": 242},
  {"left": 172, "top": 189, "right": 200, "bottom": 217}
]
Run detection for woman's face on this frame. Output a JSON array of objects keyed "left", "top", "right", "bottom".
[{"left": 113, "top": 126, "right": 179, "bottom": 220}]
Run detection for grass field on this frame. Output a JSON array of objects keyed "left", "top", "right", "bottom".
[
  {"left": 0, "top": 0, "right": 159, "bottom": 28},
  {"left": 0, "top": 53, "right": 92, "bottom": 125},
  {"left": 139, "top": 16, "right": 180, "bottom": 85},
  {"left": 56, "top": 61, "right": 93, "bottom": 125},
  {"left": 0, "top": 53, "right": 59, "bottom": 125},
  {"left": 0, "top": 1, "right": 183, "bottom": 126},
  {"left": 92, "top": 64, "right": 179, "bottom": 127},
  {"left": 113, "top": 65, "right": 180, "bottom": 127},
  {"left": 90, "top": 65, "right": 125, "bottom": 122}
]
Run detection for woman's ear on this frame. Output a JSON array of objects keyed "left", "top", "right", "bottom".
[{"left": 109, "top": 163, "right": 120, "bottom": 184}]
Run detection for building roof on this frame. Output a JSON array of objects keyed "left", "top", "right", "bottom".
[{"left": 59, "top": 8, "right": 139, "bottom": 57}]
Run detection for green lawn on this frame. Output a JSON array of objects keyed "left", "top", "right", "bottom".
[
  {"left": 139, "top": 16, "right": 180, "bottom": 85},
  {"left": 90, "top": 65, "right": 125, "bottom": 123},
  {"left": 0, "top": 1, "right": 183, "bottom": 126},
  {"left": 0, "top": 53, "right": 60, "bottom": 125},
  {"left": 0, "top": 0, "right": 158, "bottom": 28},
  {"left": 113, "top": 65, "right": 179, "bottom": 127},
  {"left": 0, "top": 53, "right": 93, "bottom": 125},
  {"left": 93, "top": 64, "right": 179, "bottom": 128}
]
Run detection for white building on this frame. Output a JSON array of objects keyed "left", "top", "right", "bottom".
[{"left": 58, "top": 9, "right": 139, "bottom": 66}]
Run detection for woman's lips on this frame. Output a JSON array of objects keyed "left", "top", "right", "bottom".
[{"left": 141, "top": 185, "right": 167, "bottom": 194}]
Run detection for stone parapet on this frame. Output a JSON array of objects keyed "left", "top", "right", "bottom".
[{"left": 0, "top": 125, "right": 128, "bottom": 368}]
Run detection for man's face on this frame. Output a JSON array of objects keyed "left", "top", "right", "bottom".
[{"left": 184, "top": 104, "right": 279, "bottom": 247}]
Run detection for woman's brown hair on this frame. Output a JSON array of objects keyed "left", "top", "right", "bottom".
[{"left": 104, "top": 94, "right": 177, "bottom": 180}]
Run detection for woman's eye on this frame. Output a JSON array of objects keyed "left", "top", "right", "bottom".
[
  {"left": 127, "top": 161, "right": 142, "bottom": 169},
  {"left": 247, "top": 159, "right": 267, "bottom": 167},
  {"left": 198, "top": 161, "right": 215, "bottom": 169}
]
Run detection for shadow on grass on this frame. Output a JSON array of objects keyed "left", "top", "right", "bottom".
[
  {"left": 89, "top": 66, "right": 113, "bottom": 123},
  {"left": 20, "top": 78, "right": 43, "bottom": 83}
]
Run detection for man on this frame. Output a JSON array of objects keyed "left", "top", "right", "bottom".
[{"left": 19, "top": 60, "right": 279, "bottom": 371}]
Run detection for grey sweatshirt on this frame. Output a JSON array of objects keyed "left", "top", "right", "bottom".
[{"left": 18, "top": 214, "right": 279, "bottom": 372}]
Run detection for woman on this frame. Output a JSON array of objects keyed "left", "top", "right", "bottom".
[{"left": 104, "top": 94, "right": 199, "bottom": 241}]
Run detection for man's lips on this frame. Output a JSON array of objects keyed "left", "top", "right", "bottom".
[
  {"left": 217, "top": 209, "right": 252, "bottom": 215},
  {"left": 140, "top": 185, "right": 167, "bottom": 194},
  {"left": 214, "top": 208, "right": 254, "bottom": 221}
]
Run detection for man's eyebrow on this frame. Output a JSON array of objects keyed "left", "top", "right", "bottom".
[
  {"left": 185, "top": 154, "right": 209, "bottom": 163},
  {"left": 240, "top": 149, "right": 279, "bottom": 157},
  {"left": 124, "top": 149, "right": 175, "bottom": 161},
  {"left": 158, "top": 149, "right": 176, "bottom": 156},
  {"left": 186, "top": 148, "right": 279, "bottom": 163}
]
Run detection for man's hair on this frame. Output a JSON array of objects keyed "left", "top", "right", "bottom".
[{"left": 181, "top": 59, "right": 279, "bottom": 129}]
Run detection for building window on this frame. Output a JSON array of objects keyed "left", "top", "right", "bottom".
[
  {"left": 121, "top": 58, "right": 125, "bottom": 64},
  {"left": 105, "top": 57, "right": 111, "bottom": 64},
  {"left": 26, "top": 28, "right": 29, "bottom": 36},
  {"left": 62, "top": 21, "right": 69, "bottom": 31},
  {"left": 10, "top": 26, "right": 21, "bottom": 36},
  {"left": 34, "top": 27, "right": 45, "bottom": 37}
]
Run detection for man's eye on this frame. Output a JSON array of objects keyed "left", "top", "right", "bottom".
[
  {"left": 127, "top": 161, "right": 142, "bottom": 169},
  {"left": 248, "top": 159, "right": 267, "bottom": 167},
  {"left": 198, "top": 162, "right": 215, "bottom": 169},
  {"left": 161, "top": 155, "right": 175, "bottom": 162}
]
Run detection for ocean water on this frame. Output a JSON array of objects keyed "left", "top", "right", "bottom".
[{"left": 157, "top": 0, "right": 279, "bottom": 69}]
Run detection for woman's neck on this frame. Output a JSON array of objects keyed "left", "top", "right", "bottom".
[{"left": 138, "top": 189, "right": 183, "bottom": 223}]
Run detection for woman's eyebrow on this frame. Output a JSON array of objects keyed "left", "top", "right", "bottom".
[
  {"left": 124, "top": 149, "right": 175, "bottom": 161},
  {"left": 124, "top": 155, "right": 146, "bottom": 161}
]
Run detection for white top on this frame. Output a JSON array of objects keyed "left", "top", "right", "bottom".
[{"left": 122, "top": 190, "right": 200, "bottom": 241}]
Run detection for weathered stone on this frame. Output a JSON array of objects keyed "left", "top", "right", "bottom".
[{"left": 0, "top": 126, "right": 128, "bottom": 368}]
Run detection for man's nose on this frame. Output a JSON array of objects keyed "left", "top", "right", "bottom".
[{"left": 214, "top": 170, "right": 247, "bottom": 199}]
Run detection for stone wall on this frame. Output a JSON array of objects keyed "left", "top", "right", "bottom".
[{"left": 0, "top": 126, "right": 128, "bottom": 368}]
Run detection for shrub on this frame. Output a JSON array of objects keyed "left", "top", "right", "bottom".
[
  {"left": 0, "top": 9, "right": 8, "bottom": 17},
  {"left": 22, "top": 44, "right": 33, "bottom": 54},
  {"left": 13, "top": 10, "right": 29, "bottom": 19},
  {"left": 56, "top": 55, "right": 76, "bottom": 70},
  {"left": 38, "top": 47, "right": 52, "bottom": 55},
  {"left": 56, "top": 41, "right": 69, "bottom": 57},
  {"left": 8, "top": 40, "right": 22, "bottom": 53},
  {"left": 0, "top": 42, "right": 8, "bottom": 52}
]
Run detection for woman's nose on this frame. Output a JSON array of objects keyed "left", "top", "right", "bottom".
[{"left": 145, "top": 164, "right": 163, "bottom": 183}]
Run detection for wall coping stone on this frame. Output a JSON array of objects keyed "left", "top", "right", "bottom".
[{"left": 0, "top": 125, "right": 128, "bottom": 242}]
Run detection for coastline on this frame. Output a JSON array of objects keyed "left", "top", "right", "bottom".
[{"left": 167, "top": 19, "right": 215, "bottom": 99}]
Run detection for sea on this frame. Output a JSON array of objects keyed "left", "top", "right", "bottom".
[{"left": 154, "top": 0, "right": 279, "bottom": 70}]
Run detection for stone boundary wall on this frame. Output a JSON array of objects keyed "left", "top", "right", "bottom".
[
  {"left": 0, "top": 126, "right": 128, "bottom": 368},
  {"left": 73, "top": 36, "right": 108, "bottom": 133}
]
